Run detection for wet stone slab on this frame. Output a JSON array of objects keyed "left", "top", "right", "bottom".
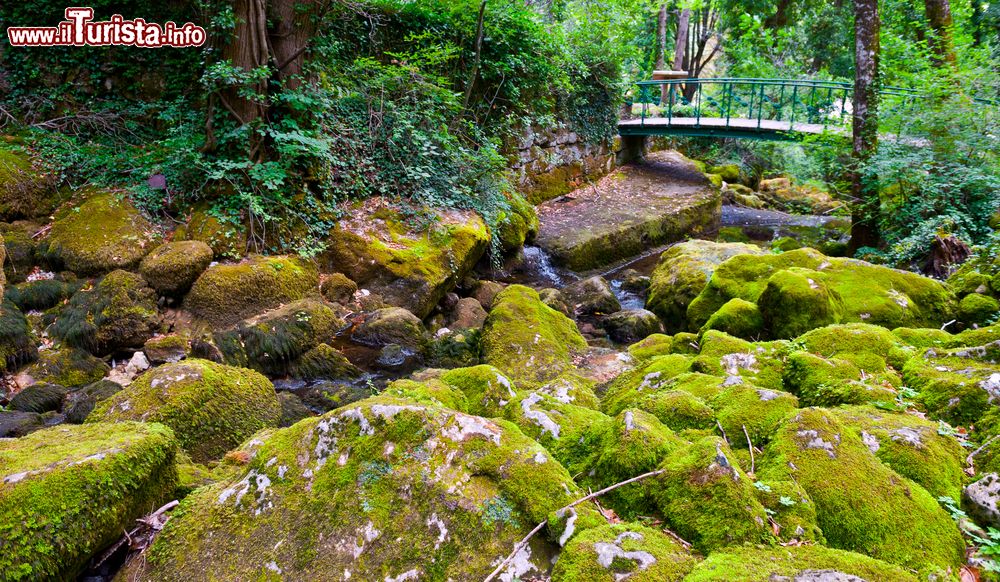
[{"left": 535, "top": 150, "right": 721, "bottom": 272}]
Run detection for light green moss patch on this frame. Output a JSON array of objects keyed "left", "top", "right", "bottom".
[
  {"left": 440, "top": 365, "right": 519, "bottom": 417},
  {"left": 552, "top": 523, "right": 698, "bottom": 581},
  {"left": 712, "top": 384, "right": 798, "bottom": 448},
  {"left": 700, "top": 297, "right": 764, "bottom": 340},
  {"left": 751, "top": 479, "right": 824, "bottom": 544},
  {"left": 684, "top": 545, "right": 918, "bottom": 582},
  {"left": 601, "top": 354, "right": 694, "bottom": 416},
  {"left": 783, "top": 351, "right": 897, "bottom": 407},
  {"left": 503, "top": 390, "right": 610, "bottom": 468},
  {"left": 903, "top": 342, "right": 1000, "bottom": 426}
]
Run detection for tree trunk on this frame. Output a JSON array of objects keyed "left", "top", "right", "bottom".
[
  {"left": 848, "top": 0, "right": 881, "bottom": 253},
  {"left": 268, "top": 0, "right": 317, "bottom": 90},
  {"left": 221, "top": 0, "right": 269, "bottom": 128},
  {"left": 672, "top": 8, "right": 691, "bottom": 71},
  {"left": 971, "top": 0, "right": 983, "bottom": 46},
  {"left": 656, "top": 3, "right": 668, "bottom": 104},
  {"left": 924, "top": 0, "right": 957, "bottom": 66},
  {"left": 462, "top": 0, "right": 488, "bottom": 111},
  {"left": 763, "top": 0, "right": 793, "bottom": 29}
]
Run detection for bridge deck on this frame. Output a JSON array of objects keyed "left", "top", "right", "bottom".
[{"left": 618, "top": 117, "right": 834, "bottom": 139}]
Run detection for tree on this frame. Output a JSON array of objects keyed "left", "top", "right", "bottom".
[
  {"left": 672, "top": 6, "right": 691, "bottom": 70},
  {"left": 923, "top": 0, "right": 957, "bottom": 66},
  {"left": 848, "top": 0, "right": 881, "bottom": 252}
]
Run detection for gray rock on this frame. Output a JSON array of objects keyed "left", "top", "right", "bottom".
[
  {"left": 601, "top": 309, "right": 663, "bottom": 343},
  {"left": 964, "top": 472, "right": 1000, "bottom": 528},
  {"left": 352, "top": 307, "right": 425, "bottom": 350},
  {"left": 562, "top": 276, "right": 621, "bottom": 315},
  {"left": 0, "top": 410, "right": 43, "bottom": 437}
]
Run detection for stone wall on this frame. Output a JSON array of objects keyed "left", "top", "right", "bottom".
[{"left": 509, "top": 125, "right": 663, "bottom": 204}]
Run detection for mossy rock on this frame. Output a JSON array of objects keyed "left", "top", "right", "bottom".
[
  {"left": 50, "top": 270, "right": 159, "bottom": 356},
  {"left": 482, "top": 285, "right": 588, "bottom": 388},
  {"left": 688, "top": 248, "right": 957, "bottom": 336},
  {"left": 64, "top": 379, "right": 123, "bottom": 423},
  {"left": 798, "top": 323, "right": 914, "bottom": 370},
  {"left": 296, "top": 380, "right": 373, "bottom": 412},
  {"left": 601, "top": 354, "right": 694, "bottom": 417},
  {"left": 381, "top": 377, "right": 470, "bottom": 412},
  {"left": 277, "top": 391, "right": 313, "bottom": 427},
  {"left": 683, "top": 545, "right": 919, "bottom": 582},
  {"left": 577, "top": 409, "right": 686, "bottom": 518},
  {"left": 426, "top": 328, "right": 480, "bottom": 369},
  {"left": 646, "top": 240, "right": 764, "bottom": 333},
  {"left": 691, "top": 331, "right": 789, "bottom": 391},
  {"left": 503, "top": 390, "right": 609, "bottom": 468},
  {"left": 134, "top": 396, "right": 601, "bottom": 581},
  {"left": 0, "top": 299, "right": 37, "bottom": 371},
  {"left": 174, "top": 205, "right": 246, "bottom": 259},
  {"left": 215, "top": 298, "right": 344, "bottom": 376},
  {"left": 139, "top": 240, "right": 214, "bottom": 297},
  {"left": 759, "top": 407, "right": 965, "bottom": 575},
  {"left": 602, "top": 309, "right": 663, "bottom": 344},
  {"left": 892, "top": 326, "right": 956, "bottom": 349},
  {"left": 652, "top": 436, "right": 774, "bottom": 553},
  {"left": 290, "top": 343, "right": 361, "bottom": 381},
  {"left": 636, "top": 389, "right": 715, "bottom": 432},
  {"left": 552, "top": 523, "right": 698, "bottom": 581},
  {"left": 40, "top": 191, "right": 160, "bottom": 275},
  {"left": 712, "top": 384, "right": 798, "bottom": 448},
  {"left": 185, "top": 255, "right": 319, "bottom": 327},
  {"left": 959, "top": 292, "right": 1000, "bottom": 327},
  {"left": 0, "top": 410, "right": 44, "bottom": 437},
  {"left": 351, "top": 306, "right": 425, "bottom": 350},
  {"left": 319, "top": 272, "right": 357, "bottom": 304},
  {"left": 562, "top": 275, "right": 621, "bottom": 315},
  {"left": 439, "top": 365, "right": 519, "bottom": 417},
  {"left": 0, "top": 143, "right": 59, "bottom": 221},
  {"left": 627, "top": 332, "right": 700, "bottom": 361},
  {"left": 707, "top": 164, "right": 740, "bottom": 182},
  {"left": 0, "top": 224, "right": 38, "bottom": 284},
  {"left": 903, "top": 342, "right": 1000, "bottom": 426},
  {"left": 536, "top": 372, "right": 600, "bottom": 410},
  {"left": 751, "top": 479, "right": 824, "bottom": 544},
  {"left": 700, "top": 297, "right": 763, "bottom": 340},
  {"left": 90, "top": 359, "right": 280, "bottom": 463},
  {"left": 4, "top": 278, "right": 75, "bottom": 312},
  {"left": 783, "top": 352, "right": 898, "bottom": 408},
  {"left": 142, "top": 334, "right": 190, "bottom": 364},
  {"left": 497, "top": 190, "right": 539, "bottom": 253},
  {"left": 22, "top": 347, "right": 110, "bottom": 388},
  {"left": 833, "top": 406, "right": 966, "bottom": 500},
  {"left": 9, "top": 382, "right": 67, "bottom": 413},
  {"left": 0, "top": 422, "right": 178, "bottom": 581},
  {"left": 320, "top": 202, "right": 489, "bottom": 318}
]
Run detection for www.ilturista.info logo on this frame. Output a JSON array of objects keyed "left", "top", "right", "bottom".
[{"left": 7, "top": 7, "right": 206, "bottom": 47}]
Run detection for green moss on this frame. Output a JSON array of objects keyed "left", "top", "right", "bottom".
[
  {"left": 9, "top": 382, "right": 67, "bottom": 413},
  {"left": 783, "top": 351, "right": 897, "bottom": 407},
  {"left": 0, "top": 144, "right": 59, "bottom": 221},
  {"left": 497, "top": 190, "right": 539, "bottom": 253},
  {"left": 627, "top": 334, "right": 674, "bottom": 360},
  {"left": 757, "top": 268, "right": 844, "bottom": 339},
  {"left": 426, "top": 328, "right": 482, "bottom": 368},
  {"left": 216, "top": 299, "right": 344, "bottom": 376},
  {"left": 482, "top": 285, "right": 588, "bottom": 388},
  {"left": 903, "top": 343, "right": 1000, "bottom": 426},
  {"left": 759, "top": 408, "right": 965, "bottom": 575},
  {"left": 185, "top": 255, "right": 319, "bottom": 327},
  {"left": 440, "top": 365, "right": 519, "bottom": 417},
  {"left": 691, "top": 331, "right": 789, "bottom": 391},
  {"left": 833, "top": 406, "right": 966, "bottom": 500},
  {"left": 537, "top": 373, "right": 600, "bottom": 410},
  {"left": 665, "top": 372, "right": 726, "bottom": 401},
  {"left": 637, "top": 389, "right": 715, "bottom": 431},
  {"left": 700, "top": 297, "right": 764, "bottom": 340},
  {"left": 4, "top": 278, "right": 74, "bottom": 312},
  {"left": 0, "top": 422, "right": 178, "bottom": 581},
  {"left": 892, "top": 326, "right": 955, "bottom": 349},
  {"left": 770, "top": 236, "right": 802, "bottom": 252},
  {"left": 0, "top": 299, "right": 37, "bottom": 371},
  {"left": 551, "top": 523, "right": 697, "bottom": 581},
  {"left": 139, "top": 240, "right": 214, "bottom": 296},
  {"left": 321, "top": 203, "right": 489, "bottom": 318},
  {"left": 601, "top": 354, "right": 693, "bottom": 416},
  {"left": 290, "top": 343, "right": 361, "bottom": 381},
  {"left": 277, "top": 391, "right": 313, "bottom": 428},
  {"left": 1, "top": 224, "right": 37, "bottom": 284},
  {"left": 90, "top": 359, "right": 280, "bottom": 463},
  {"left": 959, "top": 292, "right": 1000, "bottom": 327},
  {"left": 798, "top": 323, "right": 914, "bottom": 370},
  {"left": 684, "top": 545, "right": 919, "bottom": 582},
  {"left": 23, "top": 347, "right": 109, "bottom": 388},
  {"left": 752, "top": 480, "right": 824, "bottom": 544},
  {"left": 708, "top": 164, "right": 740, "bottom": 182},
  {"left": 712, "top": 384, "right": 798, "bottom": 448},
  {"left": 174, "top": 205, "right": 246, "bottom": 259},
  {"left": 351, "top": 306, "right": 425, "bottom": 350},
  {"left": 382, "top": 378, "right": 470, "bottom": 412},
  {"left": 138, "top": 396, "right": 601, "bottom": 580},
  {"left": 143, "top": 334, "right": 190, "bottom": 364},
  {"left": 653, "top": 436, "right": 774, "bottom": 553},
  {"left": 646, "top": 240, "right": 764, "bottom": 333},
  {"left": 577, "top": 410, "right": 686, "bottom": 518},
  {"left": 503, "top": 390, "right": 609, "bottom": 468},
  {"left": 50, "top": 270, "right": 159, "bottom": 356},
  {"left": 319, "top": 272, "right": 358, "bottom": 304},
  {"left": 40, "top": 190, "right": 161, "bottom": 275}
]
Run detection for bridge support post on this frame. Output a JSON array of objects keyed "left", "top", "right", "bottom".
[{"left": 618, "top": 135, "right": 647, "bottom": 165}]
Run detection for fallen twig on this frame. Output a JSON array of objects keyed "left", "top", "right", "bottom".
[
  {"left": 483, "top": 469, "right": 666, "bottom": 582},
  {"left": 967, "top": 435, "right": 1000, "bottom": 474},
  {"left": 742, "top": 424, "right": 755, "bottom": 476},
  {"left": 716, "top": 420, "right": 729, "bottom": 444}
]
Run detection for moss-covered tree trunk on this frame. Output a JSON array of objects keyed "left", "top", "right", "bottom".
[
  {"left": 924, "top": 0, "right": 957, "bottom": 66},
  {"left": 221, "top": 0, "right": 269, "bottom": 128},
  {"left": 848, "top": 0, "right": 881, "bottom": 253}
]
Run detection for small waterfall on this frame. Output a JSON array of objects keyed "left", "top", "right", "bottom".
[{"left": 520, "top": 246, "right": 570, "bottom": 288}]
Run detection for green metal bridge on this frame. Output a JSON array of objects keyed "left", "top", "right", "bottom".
[{"left": 620, "top": 77, "right": 991, "bottom": 141}]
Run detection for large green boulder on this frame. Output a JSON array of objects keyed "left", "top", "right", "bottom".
[
  {"left": 439, "top": 365, "right": 519, "bottom": 417},
  {"left": 321, "top": 202, "right": 489, "bottom": 318},
  {"left": 21, "top": 347, "right": 110, "bottom": 388},
  {"left": 0, "top": 422, "right": 178, "bottom": 581},
  {"left": 40, "top": 191, "right": 161, "bottom": 275},
  {"left": 0, "top": 300, "right": 36, "bottom": 372},
  {"left": 50, "top": 270, "right": 159, "bottom": 356},
  {"left": 130, "top": 396, "right": 601, "bottom": 581},
  {"left": 646, "top": 240, "right": 764, "bottom": 332},
  {"left": 483, "top": 285, "right": 588, "bottom": 387},
  {"left": 760, "top": 407, "right": 965, "bottom": 575},
  {"left": 903, "top": 340, "right": 1000, "bottom": 426},
  {"left": 90, "top": 359, "right": 280, "bottom": 462},
  {"left": 185, "top": 255, "right": 319, "bottom": 327},
  {"left": 0, "top": 143, "right": 59, "bottom": 220},
  {"left": 688, "top": 248, "right": 956, "bottom": 338},
  {"left": 552, "top": 524, "right": 698, "bottom": 581},
  {"left": 783, "top": 351, "right": 897, "bottom": 407},
  {"left": 684, "top": 545, "right": 918, "bottom": 582},
  {"left": 139, "top": 240, "right": 214, "bottom": 297},
  {"left": 502, "top": 390, "right": 609, "bottom": 468}
]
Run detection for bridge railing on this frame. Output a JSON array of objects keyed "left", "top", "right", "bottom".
[{"left": 629, "top": 78, "right": 923, "bottom": 137}]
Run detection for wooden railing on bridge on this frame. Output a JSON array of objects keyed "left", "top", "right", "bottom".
[{"left": 619, "top": 77, "right": 994, "bottom": 140}]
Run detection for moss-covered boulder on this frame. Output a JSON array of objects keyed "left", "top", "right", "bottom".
[
  {"left": 132, "top": 396, "right": 601, "bottom": 581},
  {"left": 277, "top": 391, "right": 313, "bottom": 427},
  {"left": 653, "top": 436, "right": 774, "bottom": 553},
  {"left": 646, "top": 240, "right": 764, "bottom": 332},
  {"left": 683, "top": 545, "right": 919, "bottom": 582},
  {"left": 90, "top": 359, "right": 280, "bottom": 462},
  {"left": 601, "top": 354, "right": 694, "bottom": 417},
  {"left": 0, "top": 143, "right": 58, "bottom": 221},
  {"left": 959, "top": 292, "right": 1000, "bottom": 327},
  {"left": 215, "top": 299, "right": 344, "bottom": 376},
  {"left": 497, "top": 190, "right": 539, "bottom": 253},
  {"left": 783, "top": 352, "right": 898, "bottom": 407},
  {"left": 439, "top": 365, "right": 519, "bottom": 417},
  {"left": 0, "top": 410, "right": 44, "bottom": 437},
  {"left": 40, "top": 191, "right": 160, "bottom": 275},
  {"left": 173, "top": 205, "right": 246, "bottom": 259},
  {"left": 602, "top": 309, "right": 663, "bottom": 344},
  {"left": 142, "top": 334, "right": 190, "bottom": 365},
  {"left": 4, "top": 278, "right": 76, "bottom": 312},
  {"left": 552, "top": 523, "right": 698, "bottom": 581},
  {"left": 0, "top": 224, "right": 38, "bottom": 284},
  {"left": 21, "top": 347, "right": 110, "bottom": 388},
  {"left": 290, "top": 343, "right": 361, "bottom": 381},
  {"left": 319, "top": 272, "right": 358, "bottom": 304},
  {"left": 751, "top": 479, "right": 824, "bottom": 544},
  {"left": 483, "top": 285, "right": 588, "bottom": 388},
  {"left": 64, "top": 379, "right": 123, "bottom": 423},
  {"left": 8, "top": 382, "right": 67, "bottom": 413},
  {"left": 185, "top": 255, "right": 319, "bottom": 327},
  {"left": 50, "top": 270, "right": 159, "bottom": 356},
  {"left": 688, "top": 248, "right": 956, "bottom": 337},
  {"left": 351, "top": 306, "right": 425, "bottom": 350},
  {"left": 760, "top": 408, "right": 965, "bottom": 575},
  {"left": 320, "top": 201, "right": 489, "bottom": 318},
  {"left": 0, "top": 422, "right": 177, "bottom": 581},
  {"left": 0, "top": 300, "right": 36, "bottom": 372},
  {"left": 627, "top": 333, "right": 699, "bottom": 360},
  {"left": 562, "top": 275, "right": 621, "bottom": 315},
  {"left": 691, "top": 331, "right": 789, "bottom": 391},
  {"left": 502, "top": 390, "right": 609, "bottom": 467},
  {"left": 699, "top": 297, "right": 763, "bottom": 339},
  {"left": 139, "top": 240, "right": 214, "bottom": 297},
  {"left": 712, "top": 384, "right": 798, "bottom": 448},
  {"left": 903, "top": 341, "right": 1000, "bottom": 426}
]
